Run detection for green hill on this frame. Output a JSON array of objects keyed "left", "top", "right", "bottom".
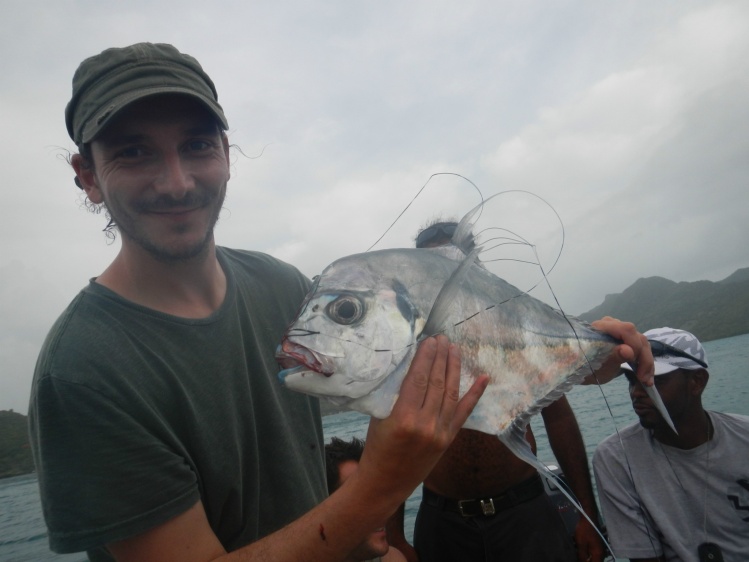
[
  {"left": 0, "top": 410, "right": 34, "bottom": 478},
  {"left": 578, "top": 267, "right": 749, "bottom": 341}
]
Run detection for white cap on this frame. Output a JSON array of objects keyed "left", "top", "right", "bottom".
[{"left": 621, "top": 327, "right": 708, "bottom": 376}]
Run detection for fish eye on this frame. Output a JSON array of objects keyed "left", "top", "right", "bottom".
[{"left": 326, "top": 295, "right": 364, "bottom": 325}]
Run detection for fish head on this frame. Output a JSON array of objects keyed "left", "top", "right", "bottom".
[{"left": 277, "top": 275, "right": 424, "bottom": 407}]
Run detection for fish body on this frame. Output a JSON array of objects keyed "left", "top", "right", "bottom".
[{"left": 277, "top": 243, "right": 617, "bottom": 438}]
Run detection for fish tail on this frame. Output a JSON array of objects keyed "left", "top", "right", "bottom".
[{"left": 499, "top": 422, "right": 613, "bottom": 554}]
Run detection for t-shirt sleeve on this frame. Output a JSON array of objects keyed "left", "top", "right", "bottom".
[
  {"left": 592, "top": 443, "right": 664, "bottom": 559},
  {"left": 30, "top": 374, "right": 200, "bottom": 553}
]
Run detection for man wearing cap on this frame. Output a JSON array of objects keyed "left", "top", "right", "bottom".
[
  {"left": 28, "top": 42, "right": 655, "bottom": 562},
  {"left": 28, "top": 42, "right": 490, "bottom": 562},
  {"left": 593, "top": 327, "right": 749, "bottom": 562}
]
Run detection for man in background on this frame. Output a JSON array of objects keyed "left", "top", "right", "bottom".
[
  {"left": 326, "top": 437, "right": 410, "bottom": 562},
  {"left": 594, "top": 327, "right": 749, "bottom": 561},
  {"left": 408, "top": 220, "right": 605, "bottom": 562}
]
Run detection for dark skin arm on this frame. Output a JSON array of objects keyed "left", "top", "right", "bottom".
[
  {"left": 542, "top": 396, "right": 605, "bottom": 562},
  {"left": 385, "top": 504, "right": 418, "bottom": 562}
]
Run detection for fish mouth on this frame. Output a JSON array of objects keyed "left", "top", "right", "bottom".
[{"left": 276, "top": 339, "right": 334, "bottom": 376}]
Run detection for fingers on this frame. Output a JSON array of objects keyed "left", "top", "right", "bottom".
[
  {"left": 398, "top": 336, "right": 486, "bottom": 422},
  {"left": 420, "top": 336, "right": 451, "bottom": 412},
  {"left": 358, "top": 336, "right": 485, "bottom": 503},
  {"left": 591, "top": 316, "right": 654, "bottom": 387},
  {"left": 394, "top": 336, "right": 440, "bottom": 412}
]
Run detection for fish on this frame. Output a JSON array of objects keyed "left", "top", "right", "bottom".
[
  {"left": 274, "top": 191, "right": 627, "bottom": 452},
  {"left": 276, "top": 195, "right": 676, "bottom": 445},
  {"left": 276, "top": 240, "right": 619, "bottom": 436},
  {"left": 275, "top": 195, "right": 673, "bottom": 548}
]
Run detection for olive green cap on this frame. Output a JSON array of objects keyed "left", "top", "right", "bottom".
[{"left": 65, "top": 42, "right": 229, "bottom": 144}]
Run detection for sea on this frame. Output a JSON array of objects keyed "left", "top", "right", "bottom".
[{"left": 1, "top": 333, "right": 747, "bottom": 561}]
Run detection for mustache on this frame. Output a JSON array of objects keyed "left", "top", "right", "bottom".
[{"left": 134, "top": 190, "right": 214, "bottom": 213}]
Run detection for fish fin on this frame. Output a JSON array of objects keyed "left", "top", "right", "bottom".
[
  {"left": 498, "top": 425, "right": 612, "bottom": 553},
  {"left": 421, "top": 248, "right": 481, "bottom": 337},
  {"left": 644, "top": 384, "right": 678, "bottom": 435},
  {"left": 452, "top": 202, "right": 483, "bottom": 254}
]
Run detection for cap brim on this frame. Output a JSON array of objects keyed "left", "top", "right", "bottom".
[
  {"left": 81, "top": 87, "right": 229, "bottom": 143},
  {"left": 619, "top": 361, "right": 679, "bottom": 376}
]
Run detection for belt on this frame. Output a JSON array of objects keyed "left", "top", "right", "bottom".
[{"left": 421, "top": 473, "right": 545, "bottom": 518}]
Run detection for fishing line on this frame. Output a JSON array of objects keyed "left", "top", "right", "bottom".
[
  {"left": 451, "top": 192, "right": 641, "bottom": 557},
  {"left": 365, "top": 172, "right": 484, "bottom": 252},
  {"left": 535, "top": 242, "right": 660, "bottom": 559}
]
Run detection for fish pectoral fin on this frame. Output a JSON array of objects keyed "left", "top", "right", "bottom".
[{"left": 422, "top": 247, "right": 481, "bottom": 336}]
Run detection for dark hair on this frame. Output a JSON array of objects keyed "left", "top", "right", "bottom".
[
  {"left": 324, "top": 437, "right": 365, "bottom": 493},
  {"left": 71, "top": 144, "right": 118, "bottom": 239},
  {"left": 415, "top": 219, "right": 476, "bottom": 251}
]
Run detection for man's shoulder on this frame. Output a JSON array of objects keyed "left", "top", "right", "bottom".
[
  {"left": 710, "top": 411, "right": 749, "bottom": 441},
  {"left": 218, "top": 247, "right": 308, "bottom": 284},
  {"left": 594, "top": 421, "right": 644, "bottom": 460},
  {"left": 711, "top": 410, "right": 749, "bottom": 425},
  {"left": 218, "top": 246, "right": 298, "bottom": 271}
]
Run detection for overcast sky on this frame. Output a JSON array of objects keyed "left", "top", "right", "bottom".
[{"left": 1, "top": 0, "right": 747, "bottom": 414}]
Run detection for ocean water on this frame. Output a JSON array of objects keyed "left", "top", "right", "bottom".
[{"left": 2, "top": 333, "right": 746, "bottom": 561}]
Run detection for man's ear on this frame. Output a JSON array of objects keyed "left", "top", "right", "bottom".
[
  {"left": 71, "top": 153, "right": 103, "bottom": 204},
  {"left": 221, "top": 132, "right": 231, "bottom": 181}
]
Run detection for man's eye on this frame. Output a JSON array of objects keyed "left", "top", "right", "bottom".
[
  {"left": 117, "top": 147, "right": 145, "bottom": 159},
  {"left": 187, "top": 140, "right": 212, "bottom": 151}
]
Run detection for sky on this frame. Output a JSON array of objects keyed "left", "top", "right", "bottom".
[{"left": 1, "top": 0, "right": 747, "bottom": 414}]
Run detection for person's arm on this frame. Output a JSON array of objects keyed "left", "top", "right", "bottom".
[
  {"left": 107, "top": 336, "right": 487, "bottom": 562},
  {"left": 541, "top": 397, "right": 605, "bottom": 562},
  {"left": 385, "top": 503, "right": 418, "bottom": 562},
  {"left": 582, "top": 317, "right": 654, "bottom": 386}
]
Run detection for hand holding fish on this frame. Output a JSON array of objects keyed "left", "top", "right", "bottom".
[
  {"left": 585, "top": 317, "right": 654, "bottom": 386},
  {"left": 356, "top": 336, "right": 488, "bottom": 504}
]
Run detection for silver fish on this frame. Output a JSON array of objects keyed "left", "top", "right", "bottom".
[
  {"left": 276, "top": 242, "right": 620, "bottom": 456},
  {"left": 276, "top": 199, "right": 673, "bottom": 549}
]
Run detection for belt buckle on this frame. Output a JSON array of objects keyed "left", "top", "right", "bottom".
[
  {"left": 457, "top": 499, "right": 472, "bottom": 517},
  {"left": 480, "top": 498, "right": 496, "bottom": 516}
]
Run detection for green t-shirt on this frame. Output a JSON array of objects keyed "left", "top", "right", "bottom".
[{"left": 29, "top": 247, "right": 327, "bottom": 559}]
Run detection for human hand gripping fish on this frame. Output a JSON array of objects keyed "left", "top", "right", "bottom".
[
  {"left": 585, "top": 317, "right": 654, "bottom": 385},
  {"left": 585, "top": 317, "right": 676, "bottom": 435},
  {"left": 355, "top": 335, "right": 489, "bottom": 504}
]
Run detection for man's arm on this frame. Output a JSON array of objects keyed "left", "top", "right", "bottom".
[
  {"left": 384, "top": 503, "right": 418, "bottom": 562},
  {"left": 107, "top": 336, "right": 487, "bottom": 562},
  {"left": 542, "top": 396, "right": 605, "bottom": 562}
]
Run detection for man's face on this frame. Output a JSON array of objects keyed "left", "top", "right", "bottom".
[
  {"left": 625, "top": 369, "right": 695, "bottom": 430},
  {"left": 337, "top": 460, "right": 390, "bottom": 560},
  {"left": 79, "top": 95, "right": 230, "bottom": 262}
]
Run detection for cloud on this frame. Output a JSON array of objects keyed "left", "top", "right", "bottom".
[{"left": 1, "top": 0, "right": 747, "bottom": 413}]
